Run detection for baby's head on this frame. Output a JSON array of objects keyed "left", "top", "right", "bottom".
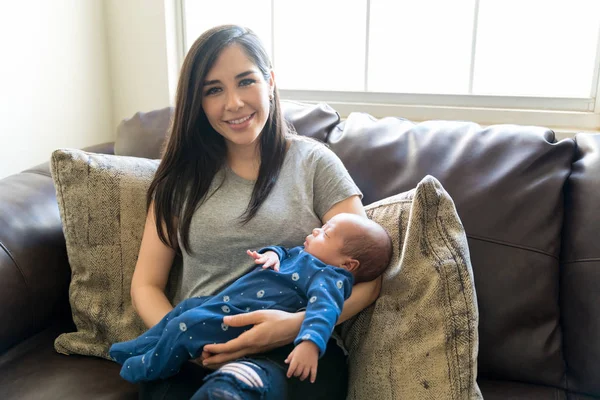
[{"left": 303, "top": 213, "right": 392, "bottom": 283}]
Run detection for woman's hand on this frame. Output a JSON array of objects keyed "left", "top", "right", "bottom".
[{"left": 200, "top": 310, "right": 304, "bottom": 366}]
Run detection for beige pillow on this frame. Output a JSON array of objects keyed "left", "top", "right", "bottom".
[
  {"left": 51, "top": 149, "right": 159, "bottom": 359},
  {"left": 341, "top": 175, "right": 482, "bottom": 399}
]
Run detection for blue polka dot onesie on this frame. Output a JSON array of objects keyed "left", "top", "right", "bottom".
[{"left": 109, "top": 246, "right": 354, "bottom": 383}]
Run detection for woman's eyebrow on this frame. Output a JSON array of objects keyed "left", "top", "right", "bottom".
[{"left": 203, "top": 70, "right": 258, "bottom": 86}]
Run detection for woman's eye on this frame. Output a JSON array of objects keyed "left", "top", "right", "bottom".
[
  {"left": 204, "top": 87, "right": 221, "bottom": 96},
  {"left": 239, "top": 78, "right": 256, "bottom": 87}
]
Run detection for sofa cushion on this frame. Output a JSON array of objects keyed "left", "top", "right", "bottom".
[
  {"left": 50, "top": 149, "right": 158, "bottom": 359},
  {"left": 561, "top": 133, "right": 600, "bottom": 396},
  {"left": 0, "top": 321, "right": 137, "bottom": 400},
  {"left": 114, "top": 100, "right": 339, "bottom": 159},
  {"left": 342, "top": 176, "right": 481, "bottom": 399},
  {"left": 330, "top": 113, "right": 573, "bottom": 388}
]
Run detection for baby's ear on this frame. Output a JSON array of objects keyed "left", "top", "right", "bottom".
[{"left": 342, "top": 258, "right": 360, "bottom": 272}]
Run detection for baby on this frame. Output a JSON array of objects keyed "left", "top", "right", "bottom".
[{"left": 110, "top": 213, "right": 392, "bottom": 384}]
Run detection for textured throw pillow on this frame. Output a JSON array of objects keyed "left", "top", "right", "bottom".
[
  {"left": 51, "top": 149, "right": 159, "bottom": 359},
  {"left": 341, "top": 175, "right": 482, "bottom": 399}
]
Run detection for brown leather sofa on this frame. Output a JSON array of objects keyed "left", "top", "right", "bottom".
[{"left": 1, "top": 101, "right": 599, "bottom": 399}]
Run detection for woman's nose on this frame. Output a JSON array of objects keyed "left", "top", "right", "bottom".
[{"left": 225, "top": 90, "right": 243, "bottom": 111}]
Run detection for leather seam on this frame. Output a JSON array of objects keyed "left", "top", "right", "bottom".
[
  {"left": 561, "top": 258, "right": 600, "bottom": 265},
  {"left": 21, "top": 170, "right": 52, "bottom": 178},
  {"left": 0, "top": 239, "right": 31, "bottom": 292},
  {"left": 466, "top": 234, "right": 557, "bottom": 259}
]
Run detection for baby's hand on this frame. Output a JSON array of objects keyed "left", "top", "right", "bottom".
[
  {"left": 284, "top": 341, "right": 319, "bottom": 383},
  {"left": 246, "top": 250, "right": 280, "bottom": 272}
]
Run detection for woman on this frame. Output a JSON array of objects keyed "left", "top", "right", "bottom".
[{"left": 131, "top": 25, "right": 381, "bottom": 399}]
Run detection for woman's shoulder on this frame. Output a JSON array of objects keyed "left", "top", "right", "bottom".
[{"left": 286, "top": 134, "right": 337, "bottom": 162}]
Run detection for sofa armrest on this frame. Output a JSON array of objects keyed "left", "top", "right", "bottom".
[
  {"left": 0, "top": 165, "right": 71, "bottom": 354},
  {"left": 82, "top": 141, "right": 115, "bottom": 155}
]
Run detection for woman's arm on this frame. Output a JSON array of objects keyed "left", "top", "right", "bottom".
[
  {"left": 130, "top": 201, "right": 177, "bottom": 328},
  {"left": 337, "top": 277, "right": 381, "bottom": 324},
  {"left": 322, "top": 195, "right": 382, "bottom": 324}
]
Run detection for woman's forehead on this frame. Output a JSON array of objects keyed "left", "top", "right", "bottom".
[{"left": 206, "top": 44, "right": 257, "bottom": 79}]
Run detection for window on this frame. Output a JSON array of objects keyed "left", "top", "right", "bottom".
[{"left": 179, "top": 0, "right": 600, "bottom": 132}]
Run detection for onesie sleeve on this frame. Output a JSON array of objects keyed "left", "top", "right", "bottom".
[
  {"left": 294, "top": 267, "right": 354, "bottom": 357},
  {"left": 257, "top": 246, "right": 289, "bottom": 262}
]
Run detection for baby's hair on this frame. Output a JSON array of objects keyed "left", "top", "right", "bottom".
[{"left": 342, "top": 219, "right": 393, "bottom": 283}]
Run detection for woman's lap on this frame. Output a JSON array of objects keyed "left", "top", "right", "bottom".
[{"left": 138, "top": 339, "right": 348, "bottom": 400}]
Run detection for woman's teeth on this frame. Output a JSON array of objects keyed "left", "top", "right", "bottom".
[{"left": 228, "top": 114, "right": 252, "bottom": 124}]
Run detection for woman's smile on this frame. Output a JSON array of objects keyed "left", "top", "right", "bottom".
[{"left": 225, "top": 112, "right": 256, "bottom": 130}]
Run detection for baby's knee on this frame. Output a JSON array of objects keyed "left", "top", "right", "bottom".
[
  {"left": 194, "top": 361, "right": 268, "bottom": 400},
  {"left": 217, "top": 361, "right": 265, "bottom": 387}
]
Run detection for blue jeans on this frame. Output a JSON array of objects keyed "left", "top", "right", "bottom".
[{"left": 138, "top": 339, "right": 348, "bottom": 400}]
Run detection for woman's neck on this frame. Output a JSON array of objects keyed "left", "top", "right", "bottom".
[{"left": 226, "top": 143, "right": 261, "bottom": 181}]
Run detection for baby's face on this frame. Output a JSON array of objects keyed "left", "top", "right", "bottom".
[{"left": 303, "top": 214, "right": 360, "bottom": 267}]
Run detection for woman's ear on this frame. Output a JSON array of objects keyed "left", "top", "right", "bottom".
[
  {"left": 342, "top": 258, "right": 360, "bottom": 272},
  {"left": 269, "top": 69, "right": 275, "bottom": 95}
]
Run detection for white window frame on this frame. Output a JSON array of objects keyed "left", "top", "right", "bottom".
[{"left": 172, "top": 0, "right": 600, "bottom": 134}]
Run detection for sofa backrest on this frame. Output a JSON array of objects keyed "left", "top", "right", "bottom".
[
  {"left": 561, "top": 134, "right": 600, "bottom": 396},
  {"left": 114, "top": 100, "right": 340, "bottom": 159},
  {"left": 327, "top": 112, "right": 575, "bottom": 390}
]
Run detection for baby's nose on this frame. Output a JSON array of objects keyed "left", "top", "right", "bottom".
[{"left": 312, "top": 228, "right": 320, "bottom": 236}]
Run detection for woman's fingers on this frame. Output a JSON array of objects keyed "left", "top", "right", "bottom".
[
  {"left": 224, "top": 311, "right": 265, "bottom": 327},
  {"left": 203, "top": 348, "right": 252, "bottom": 366},
  {"left": 203, "top": 333, "right": 251, "bottom": 355},
  {"left": 202, "top": 312, "right": 265, "bottom": 354}
]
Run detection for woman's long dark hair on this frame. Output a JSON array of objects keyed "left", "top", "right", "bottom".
[{"left": 147, "top": 25, "right": 288, "bottom": 253}]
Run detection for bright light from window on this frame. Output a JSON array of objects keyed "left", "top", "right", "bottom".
[
  {"left": 182, "top": 0, "right": 600, "bottom": 100},
  {"left": 369, "top": 0, "right": 476, "bottom": 94},
  {"left": 183, "top": 0, "right": 272, "bottom": 59},
  {"left": 274, "top": 0, "right": 366, "bottom": 91},
  {"left": 474, "top": 0, "right": 600, "bottom": 98}
]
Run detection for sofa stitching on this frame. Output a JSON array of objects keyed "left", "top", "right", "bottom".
[
  {"left": 372, "top": 202, "right": 560, "bottom": 260},
  {"left": 0, "top": 239, "right": 31, "bottom": 292},
  {"left": 438, "top": 218, "right": 474, "bottom": 398},
  {"left": 420, "top": 186, "right": 461, "bottom": 397},
  {"left": 433, "top": 194, "right": 468, "bottom": 397},
  {"left": 466, "top": 234, "right": 558, "bottom": 259},
  {"left": 561, "top": 258, "right": 600, "bottom": 264}
]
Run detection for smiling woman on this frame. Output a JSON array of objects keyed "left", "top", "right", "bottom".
[
  {"left": 128, "top": 24, "right": 373, "bottom": 400},
  {"left": 201, "top": 44, "right": 274, "bottom": 154}
]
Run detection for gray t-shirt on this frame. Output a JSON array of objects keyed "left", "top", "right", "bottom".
[{"left": 171, "top": 135, "right": 362, "bottom": 304}]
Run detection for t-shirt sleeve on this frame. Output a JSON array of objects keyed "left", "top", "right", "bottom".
[{"left": 311, "top": 144, "right": 363, "bottom": 220}]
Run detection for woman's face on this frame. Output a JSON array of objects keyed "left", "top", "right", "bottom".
[{"left": 201, "top": 43, "right": 274, "bottom": 152}]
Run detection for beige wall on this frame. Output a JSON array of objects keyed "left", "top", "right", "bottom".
[
  {"left": 0, "top": 1, "right": 114, "bottom": 179},
  {"left": 104, "top": 0, "right": 172, "bottom": 130}
]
